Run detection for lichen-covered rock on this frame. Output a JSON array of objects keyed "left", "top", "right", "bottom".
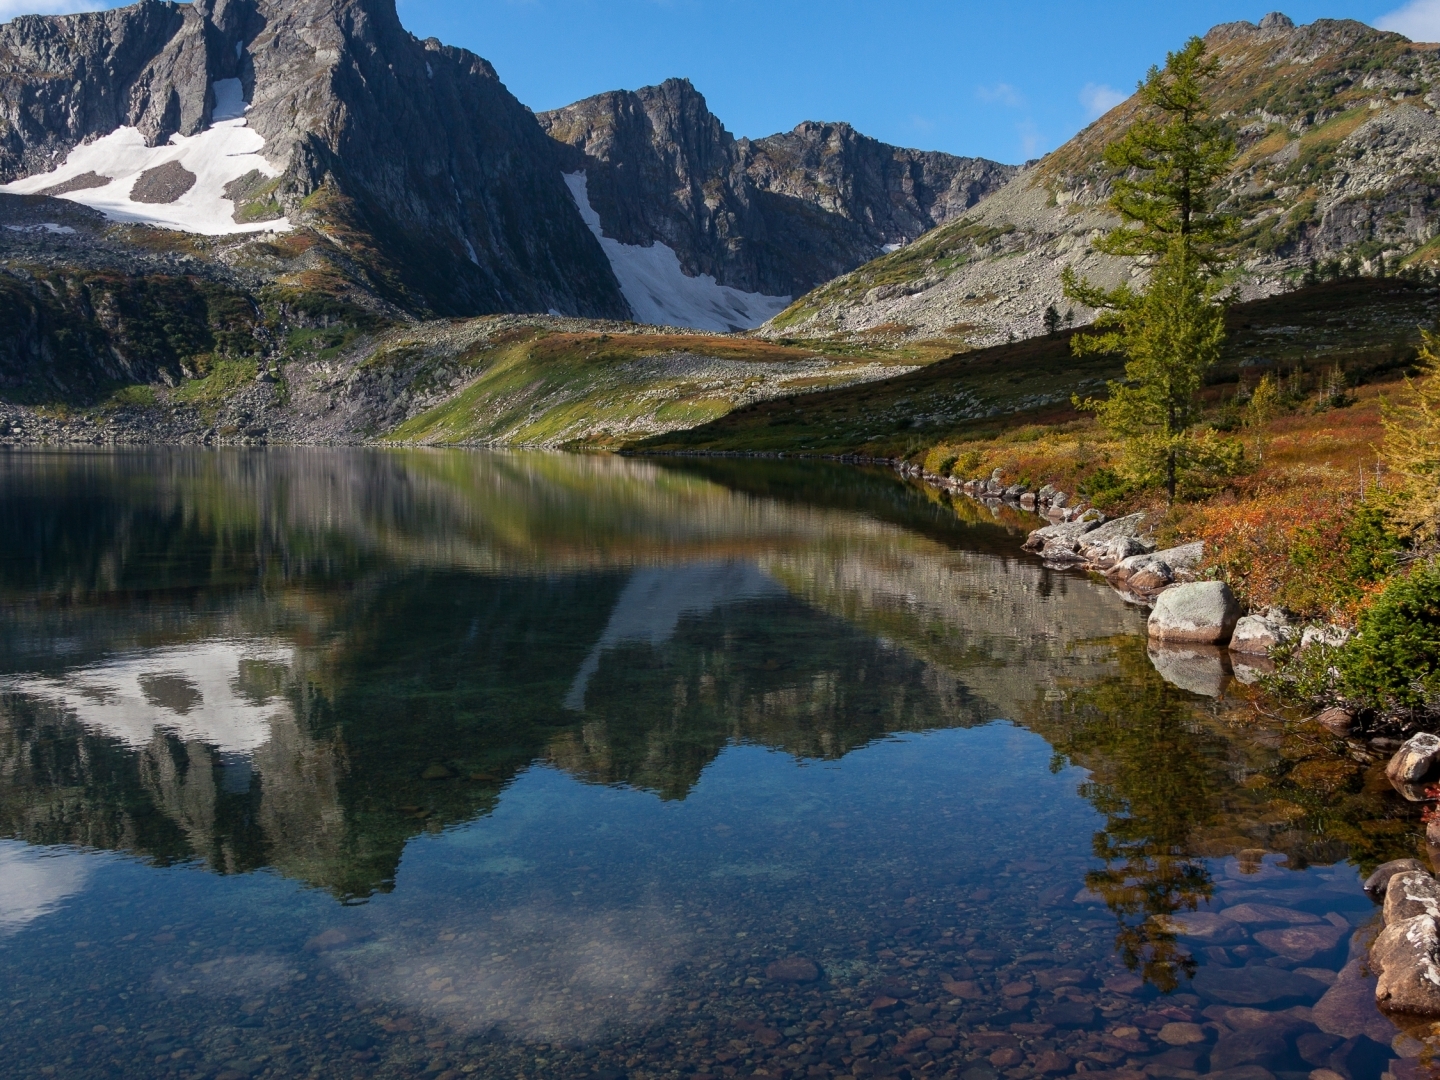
[
  {"left": 1384, "top": 870, "right": 1440, "bottom": 925},
  {"left": 1373, "top": 912, "right": 1440, "bottom": 1015},
  {"left": 1302, "top": 624, "right": 1354, "bottom": 650},
  {"left": 1388, "top": 733, "right": 1440, "bottom": 785},
  {"left": 1022, "top": 517, "right": 1101, "bottom": 555},
  {"left": 1148, "top": 581, "right": 1242, "bottom": 645}
]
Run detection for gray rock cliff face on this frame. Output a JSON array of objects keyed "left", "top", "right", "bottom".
[
  {"left": 0, "top": 0, "right": 629, "bottom": 320},
  {"left": 538, "top": 78, "right": 1016, "bottom": 297}
]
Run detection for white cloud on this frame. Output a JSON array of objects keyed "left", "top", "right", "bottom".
[
  {"left": 1376, "top": 0, "right": 1440, "bottom": 41},
  {"left": 1017, "top": 120, "right": 1043, "bottom": 159},
  {"left": 1080, "top": 83, "right": 1128, "bottom": 119},
  {"left": 977, "top": 82, "right": 1024, "bottom": 108}
]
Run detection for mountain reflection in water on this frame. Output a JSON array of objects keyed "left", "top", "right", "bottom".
[{"left": 0, "top": 449, "right": 1424, "bottom": 1080}]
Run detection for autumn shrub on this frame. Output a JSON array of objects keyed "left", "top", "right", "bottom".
[
  {"left": 1080, "top": 467, "right": 1134, "bottom": 510},
  {"left": 922, "top": 444, "right": 959, "bottom": 476},
  {"left": 1197, "top": 489, "right": 1394, "bottom": 621}
]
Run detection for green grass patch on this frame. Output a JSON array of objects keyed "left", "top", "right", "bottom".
[
  {"left": 104, "top": 384, "right": 159, "bottom": 409},
  {"left": 173, "top": 357, "right": 259, "bottom": 415}
]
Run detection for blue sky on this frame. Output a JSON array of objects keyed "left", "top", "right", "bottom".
[
  {"left": 394, "top": 0, "right": 1437, "bottom": 163},
  {"left": 6, "top": 0, "right": 1439, "bottom": 163}
]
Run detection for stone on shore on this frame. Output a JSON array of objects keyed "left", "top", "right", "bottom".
[
  {"left": 1022, "top": 517, "right": 1102, "bottom": 557},
  {"left": 1364, "top": 859, "right": 1428, "bottom": 899},
  {"left": 1148, "top": 581, "right": 1242, "bottom": 645},
  {"left": 1315, "top": 707, "right": 1355, "bottom": 736},
  {"left": 1109, "top": 541, "right": 1205, "bottom": 596},
  {"left": 1129, "top": 563, "right": 1175, "bottom": 593},
  {"left": 1383, "top": 871, "right": 1440, "bottom": 925},
  {"left": 1373, "top": 912, "right": 1440, "bottom": 1015},
  {"left": 1230, "top": 615, "right": 1292, "bottom": 656},
  {"left": 1387, "top": 733, "right": 1440, "bottom": 786}
]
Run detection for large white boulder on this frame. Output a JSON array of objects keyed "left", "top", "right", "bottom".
[{"left": 1148, "top": 581, "right": 1241, "bottom": 645}]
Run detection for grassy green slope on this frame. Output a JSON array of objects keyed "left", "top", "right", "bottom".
[
  {"left": 384, "top": 328, "right": 943, "bottom": 447},
  {"left": 635, "top": 277, "right": 1436, "bottom": 457}
]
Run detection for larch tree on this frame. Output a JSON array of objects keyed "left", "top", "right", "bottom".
[
  {"left": 1382, "top": 329, "right": 1440, "bottom": 541},
  {"left": 1063, "top": 37, "right": 1238, "bottom": 503}
]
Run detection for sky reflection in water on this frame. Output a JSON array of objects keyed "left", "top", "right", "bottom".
[{"left": 0, "top": 449, "right": 1417, "bottom": 1080}]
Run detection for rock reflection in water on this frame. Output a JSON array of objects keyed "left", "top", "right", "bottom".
[{"left": 0, "top": 449, "right": 1424, "bottom": 1080}]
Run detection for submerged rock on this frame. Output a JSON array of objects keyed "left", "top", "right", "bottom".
[
  {"left": 1148, "top": 581, "right": 1242, "bottom": 645},
  {"left": 764, "top": 956, "right": 820, "bottom": 983},
  {"left": 1192, "top": 965, "right": 1328, "bottom": 1005},
  {"left": 1312, "top": 957, "right": 1399, "bottom": 1042},
  {"left": 1254, "top": 922, "right": 1348, "bottom": 961},
  {"left": 1210, "top": 1030, "right": 1287, "bottom": 1070}
]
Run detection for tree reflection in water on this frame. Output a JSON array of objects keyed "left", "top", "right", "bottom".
[{"left": 1042, "top": 638, "right": 1223, "bottom": 992}]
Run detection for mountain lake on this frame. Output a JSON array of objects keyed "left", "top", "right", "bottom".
[{"left": 0, "top": 448, "right": 1423, "bottom": 1080}]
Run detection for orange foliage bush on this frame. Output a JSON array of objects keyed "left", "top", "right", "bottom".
[{"left": 1191, "top": 485, "right": 1388, "bottom": 622}]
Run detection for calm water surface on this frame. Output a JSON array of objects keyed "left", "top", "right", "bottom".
[{"left": 0, "top": 450, "right": 1421, "bottom": 1080}]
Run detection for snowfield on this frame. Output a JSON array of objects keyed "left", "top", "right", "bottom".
[
  {"left": 564, "top": 171, "right": 789, "bottom": 333},
  {"left": 0, "top": 80, "right": 291, "bottom": 236}
]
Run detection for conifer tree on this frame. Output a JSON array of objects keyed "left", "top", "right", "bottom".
[
  {"left": 1064, "top": 37, "right": 1238, "bottom": 503},
  {"left": 1382, "top": 329, "right": 1440, "bottom": 540}
]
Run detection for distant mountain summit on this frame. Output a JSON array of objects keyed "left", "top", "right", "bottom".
[
  {"left": 767, "top": 13, "right": 1440, "bottom": 343},
  {"left": 0, "top": 0, "right": 628, "bottom": 319},
  {"left": 539, "top": 79, "right": 1015, "bottom": 328}
]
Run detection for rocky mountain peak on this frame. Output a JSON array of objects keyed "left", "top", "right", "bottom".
[
  {"left": 540, "top": 81, "right": 1015, "bottom": 299},
  {"left": 766, "top": 12, "right": 1440, "bottom": 345},
  {"left": 1259, "top": 12, "right": 1296, "bottom": 30},
  {"left": 0, "top": 0, "right": 627, "bottom": 319}
]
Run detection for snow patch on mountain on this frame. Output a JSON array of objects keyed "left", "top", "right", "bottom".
[
  {"left": 563, "top": 171, "right": 788, "bottom": 333},
  {"left": 0, "top": 80, "right": 289, "bottom": 235}
]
